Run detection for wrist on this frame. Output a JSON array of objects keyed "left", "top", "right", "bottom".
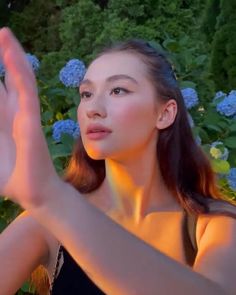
[{"left": 26, "top": 175, "right": 67, "bottom": 211}]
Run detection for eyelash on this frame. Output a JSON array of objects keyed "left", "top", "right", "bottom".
[
  {"left": 110, "top": 87, "right": 130, "bottom": 95},
  {"left": 80, "top": 87, "right": 130, "bottom": 99}
]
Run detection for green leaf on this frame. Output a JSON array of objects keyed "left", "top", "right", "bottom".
[
  {"left": 46, "top": 88, "right": 67, "bottom": 97},
  {"left": 148, "top": 40, "right": 164, "bottom": 52},
  {"left": 42, "top": 125, "right": 52, "bottom": 136},
  {"left": 41, "top": 110, "right": 53, "bottom": 123},
  {"left": 68, "top": 106, "right": 78, "bottom": 121},
  {"left": 195, "top": 55, "right": 207, "bottom": 66},
  {"left": 217, "top": 121, "right": 228, "bottom": 129},
  {"left": 20, "top": 281, "right": 31, "bottom": 292},
  {"left": 179, "top": 81, "right": 196, "bottom": 88},
  {"left": 205, "top": 124, "right": 222, "bottom": 132},
  {"left": 229, "top": 122, "right": 236, "bottom": 132},
  {"left": 0, "top": 218, "right": 7, "bottom": 232},
  {"left": 50, "top": 140, "right": 74, "bottom": 160},
  {"left": 203, "top": 111, "right": 222, "bottom": 125},
  {"left": 211, "top": 159, "right": 230, "bottom": 174},
  {"left": 162, "top": 39, "right": 179, "bottom": 52},
  {"left": 60, "top": 133, "right": 74, "bottom": 149},
  {"left": 224, "top": 137, "right": 236, "bottom": 148},
  {"left": 197, "top": 127, "right": 209, "bottom": 142},
  {"left": 72, "top": 94, "right": 81, "bottom": 105},
  {"left": 51, "top": 143, "right": 72, "bottom": 160}
]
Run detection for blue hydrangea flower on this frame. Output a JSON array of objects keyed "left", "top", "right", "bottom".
[
  {"left": 0, "top": 62, "right": 5, "bottom": 77},
  {"left": 226, "top": 168, "right": 236, "bottom": 191},
  {"left": 216, "top": 90, "right": 236, "bottom": 117},
  {"left": 229, "top": 90, "right": 236, "bottom": 96},
  {"left": 181, "top": 88, "right": 199, "bottom": 109},
  {"left": 59, "top": 59, "right": 86, "bottom": 88},
  {"left": 210, "top": 141, "right": 229, "bottom": 161},
  {"left": 187, "top": 112, "right": 194, "bottom": 128},
  {"left": 213, "top": 91, "right": 226, "bottom": 102},
  {"left": 52, "top": 119, "right": 80, "bottom": 143},
  {"left": 26, "top": 53, "right": 40, "bottom": 72}
]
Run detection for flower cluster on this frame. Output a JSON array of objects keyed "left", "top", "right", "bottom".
[
  {"left": 226, "top": 168, "right": 236, "bottom": 191},
  {"left": 216, "top": 90, "right": 236, "bottom": 117},
  {"left": 210, "top": 141, "right": 229, "bottom": 161},
  {"left": 0, "top": 62, "right": 5, "bottom": 77},
  {"left": 26, "top": 53, "right": 40, "bottom": 72},
  {"left": 59, "top": 59, "right": 86, "bottom": 88},
  {"left": 52, "top": 119, "right": 80, "bottom": 143},
  {"left": 213, "top": 91, "right": 226, "bottom": 101},
  {"left": 181, "top": 88, "right": 199, "bottom": 109}
]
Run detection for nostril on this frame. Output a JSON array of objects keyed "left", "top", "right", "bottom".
[
  {"left": 87, "top": 110, "right": 102, "bottom": 118},
  {"left": 86, "top": 107, "right": 107, "bottom": 119}
]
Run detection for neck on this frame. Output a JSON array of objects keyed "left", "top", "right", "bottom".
[{"left": 99, "top": 152, "right": 179, "bottom": 224}]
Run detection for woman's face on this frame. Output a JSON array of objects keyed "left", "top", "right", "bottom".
[{"left": 77, "top": 52, "right": 162, "bottom": 161}]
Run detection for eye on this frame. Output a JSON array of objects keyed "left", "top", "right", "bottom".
[
  {"left": 110, "top": 87, "right": 129, "bottom": 96},
  {"left": 80, "top": 91, "right": 92, "bottom": 99}
]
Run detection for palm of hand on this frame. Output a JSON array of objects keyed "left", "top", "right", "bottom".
[{"left": 0, "top": 28, "right": 59, "bottom": 208}]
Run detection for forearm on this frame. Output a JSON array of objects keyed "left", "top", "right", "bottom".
[{"left": 30, "top": 180, "right": 228, "bottom": 295}]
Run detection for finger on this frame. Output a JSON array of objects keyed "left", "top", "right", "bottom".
[{"left": 0, "top": 28, "right": 40, "bottom": 117}]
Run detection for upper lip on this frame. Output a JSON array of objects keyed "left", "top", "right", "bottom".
[{"left": 86, "top": 123, "right": 112, "bottom": 134}]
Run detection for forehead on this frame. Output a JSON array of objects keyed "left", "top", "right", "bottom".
[{"left": 84, "top": 52, "right": 148, "bottom": 82}]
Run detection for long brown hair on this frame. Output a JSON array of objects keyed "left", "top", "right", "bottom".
[
  {"left": 64, "top": 39, "right": 235, "bottom": 214},
  {"left": 31, "top": 39, "right": 236, "bottom": 294}
]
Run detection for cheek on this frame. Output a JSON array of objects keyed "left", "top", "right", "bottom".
[{"left": 113, "top": 101, "right": 157, "bottom": 129}]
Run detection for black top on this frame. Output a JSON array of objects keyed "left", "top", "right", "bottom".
[
  {"left": 50, "top": 211, "right": 197, "bottom": 295},
  {"left": 51, "top": 245, "right": 106, "bottom": 295}
]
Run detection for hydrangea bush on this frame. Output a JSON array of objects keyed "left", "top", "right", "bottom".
[
  {"left": 1, "top": 49, "right": 236, "bottom": 295},
  {"left": 181, "top": 87, "right": 236, "bottom": 198}
]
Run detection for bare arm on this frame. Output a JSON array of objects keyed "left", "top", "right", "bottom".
[
  {"left": 193, "top": 215, "right": 236, "bottom": 295},
  {"left": 30, "top": 181, "right": 234, "bottom": 295},
  {"left": 0, "top": 211, "right": 50, "bottom": 295},
  {"left": 0, "top": 27, "right": 234, "bottom": 295}
]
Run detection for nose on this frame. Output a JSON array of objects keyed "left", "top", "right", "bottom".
[{"left": 86, "top": 97, "right": 107, "bottom": 119}]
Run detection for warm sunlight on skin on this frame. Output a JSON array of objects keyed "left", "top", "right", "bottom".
[
  {"left": 77, "top": 52, "right": 160, "bottom": 161},
  {"left": 77, "top": 52, "right": 179, "bottom": 223},
  {"left": 1, "top": 28, "right": 236, "bottom": 295}
]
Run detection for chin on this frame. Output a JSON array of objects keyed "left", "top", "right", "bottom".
[{"left": 85, "top": 148, "right": 107, "bottom": 160}]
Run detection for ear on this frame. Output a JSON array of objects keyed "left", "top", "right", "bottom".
[{"left": 156, "top": 99, "right": 177, "bottom": 130}]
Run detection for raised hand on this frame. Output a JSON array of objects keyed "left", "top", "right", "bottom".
[{"left": 0, "top": 28, "right": 60, "bottom": 209}]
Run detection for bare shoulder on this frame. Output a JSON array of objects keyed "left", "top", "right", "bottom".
[
  {"left": 196, "top": 205, "right": 236, "bottom": 248},
  {"left": 194, "top": 212, "right": 236, "bottom": 294}
]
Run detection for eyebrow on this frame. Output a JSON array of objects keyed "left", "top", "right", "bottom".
[{"left": 79, "top": 74, "right": 139, "bottom": 87}]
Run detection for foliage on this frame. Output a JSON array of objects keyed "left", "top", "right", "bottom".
[
  {"left": 8, "top": 0, "right": 207, "bottom": 81},
  {"left": 9, "top": 1, "right": 63, "bottom": 56},
  {"left": 201, "top": 0, "right": 220, "bottom": 41},
  {"left": 188, "top": 92, "right": 236, "bottom": 201},
  {"left": 201, "top": 0, "right": 236, "bottom": 92},
  {"left": 1, "top": 1, "right": 236, "bottom": 294},
  {"left": 0, "top": 0, "right": 30, "bottom": 27}
]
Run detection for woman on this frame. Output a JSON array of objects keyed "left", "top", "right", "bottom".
[{"left": 0, "top": 27, "right": 236, "bottom": 295}]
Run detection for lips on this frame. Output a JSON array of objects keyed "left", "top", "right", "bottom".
[{"left": 86, "top": 124, "right": 112, "bottom": 134}]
